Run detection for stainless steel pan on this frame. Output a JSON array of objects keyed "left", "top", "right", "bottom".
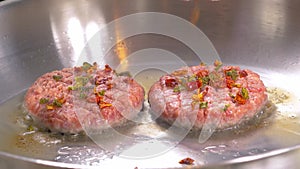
[{"left": 1, "top": 0, "right": 300, "bottom": 168}]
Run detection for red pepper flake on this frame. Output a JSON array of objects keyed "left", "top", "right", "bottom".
[
  {"left": 104, "top": 64, "right": 112, "bottom": 72},
  {"left": 196, "top": 70, "right": 209, "bottom": 78},
  {"left": 179, "top": 157, "right": 194, "bottom": 165},
  {"left": 172, "top": 69, "right": 188, "bottom": 76},
  {"left": 226, "top": 77, "right": 235, "bottom": 89},
  {"left": 234, "top": 93, "right": 247, "bottom": 104},
  {"left": 95, "top": 94, "right": 112, "bottom": 109},
  {"left": 192, "top": 87, "right": 208, "bottom": 109},
  {"left": 107, "top": 83, "right": 113, "bottom": 90},
  {"left": 234, "top": 87, "right": 249, "bottom": 104},
  {"left": 46, "top": 105, "right": 54, "bottom": 110},
  {"left": 100, "top": 102, "right": 112, "bottom": 109},
  {"left": 239, "top": 70, "right": 248, "bottom": 78},
  {"left": 96, "top": 95, "right": 103, "bottom": 104},
  {"left": 95, "top": 77, "right": 108, "bottom": 85},
  {"left": 225, "top": 69, "right": 238, "bottom": 81},
  {"left": 165, "top": 78, "right": 178, "bottom": 88},
  {"left": 214, "top": 60, "right": 223, "bottom": 71}
]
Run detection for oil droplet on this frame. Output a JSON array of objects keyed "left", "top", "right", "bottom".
[{"left": 267, "top": 87, "right": 291, "bottom": 104}]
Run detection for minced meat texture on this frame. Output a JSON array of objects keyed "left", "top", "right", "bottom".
[
  {"left": 148, "top": 61, "right": 267, "bottom": 130},
  {"left": 24, "top": 63, "right": 145, "bottom": 133}
]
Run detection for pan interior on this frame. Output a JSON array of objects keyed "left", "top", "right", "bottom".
[{"left": 0, "top": 61, "right": 299, "bottom": 168}]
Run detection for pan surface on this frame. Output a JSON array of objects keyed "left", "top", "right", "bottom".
[{"left": 0, "top": 0, "right": 300, "bottom": 169}]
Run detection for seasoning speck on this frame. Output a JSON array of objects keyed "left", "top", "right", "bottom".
[
  {"left": 52, "top": 75, "right": 63, "bottom": 81},
  {"left": 179, "top": 157, "right": 194, "bottom": 165}
]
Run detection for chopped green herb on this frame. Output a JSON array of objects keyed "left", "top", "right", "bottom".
[
  {"left": 200, "top": 76, "right": 210, "bottom": 86},
  {"left": 27, "top": 125, "right": 35, "bottom": 132},
  {"left": 53, "top": 99, "right": 63, "bottom": 107},
  {"left": 39, "top": 98, "right": 49, "bottom": 104},
  {"left": 241, "top": 87, "right": 249, "bottom": 99},
  {"left": 82, "top": 62, "right": 93, "bottom": 72},
  {"left": 223, "top": 104, "right": 230, "bottom": 111},
  {"left": 99, "top": 90, "right": 105, "bottom": 96},
  {"left": 226, "top": 69, "right": 238, "bottom": 81},
  {"left": 187, "top": 75, "right": 197, "bottom": 82},
  {"left": 75, "top": 76, "right": 90, "bottom": 86},
  {"left": 68, "top": 86, "right": 75, "bottom": 90},
  {"left": 173, "top": 86, "right": 181, "bottom": 92},
  {"left": 214, "top": 60, "right": 223, "bottom": 71},
  {"left": 199, "top": 101, "right": 208, "bottom": 109},
  {"left": 53, "top": 75, "right": 63, "bottom": 81}
]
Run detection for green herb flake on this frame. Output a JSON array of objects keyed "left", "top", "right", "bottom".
[
  {"left": 53, "top": 99, "right": 63, "bottom": 107},
  {"left": 226, "top": 69, "right": 238, "bottom": 81},
  {"left": 187, "top": 75, "right": 197, "bottom": 82},
  {"left": 200, "top": 76, "right": 210, "bottom": 85},
  {"left": 75, "top": 76, "right": 90, "bottom": 86},
  {"left": 27, "top": 125, "right": 35, "bottom": 132},
  {"left": 53, "top": 75, "right": 63, "bottom": 81},
  {"left": 68, "top": 86, "right": 75, "bottom": 90},
  {"left": 223, "top": 104, "right": 230, "bottom": 111},
  {"left": 99, "top": 90, "right": 105, "bottom": 96},
  {"left": 199, "top": 101, "right": 208, "bottom": 109},
  {"left": 214, "top": 60, "right": 223, "bottom": 71},
  {"left": 39, "top": 98, "right": 49, "bottom": 104},
  {"left": 173, "top": 86, "right": 181, "bottom": 92},
  {"left": 241, "top": 87, "right": 249, "bottom": 99},
  {"left": 82, "top": 62, "right": 93, "bottom": 72}
]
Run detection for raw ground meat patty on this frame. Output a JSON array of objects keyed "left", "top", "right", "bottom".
[
  {"left": 25, "top": 63, "right": 145, "bottom": 133},
  {"left": 148, "top": 61, "right": 268, "bottom": 130}
]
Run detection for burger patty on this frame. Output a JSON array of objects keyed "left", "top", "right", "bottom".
[
  {"left": 148, "top": 61, "right": 268, "bottom": 130},
  {"left": 24, "top": 63, "right": 145, "bottom": 133}
]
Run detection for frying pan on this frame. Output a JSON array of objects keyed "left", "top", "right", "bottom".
[{"left": 1, "top": 0, "right": 300, "bottom": 168}]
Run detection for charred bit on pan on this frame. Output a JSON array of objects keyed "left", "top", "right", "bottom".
[{"left": 179, "top": 157, "right": 195, "bottom": 165}]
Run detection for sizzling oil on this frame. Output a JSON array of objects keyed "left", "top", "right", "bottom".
[{"left": 0, "top": 78, "right": 299, "bottom": 163}]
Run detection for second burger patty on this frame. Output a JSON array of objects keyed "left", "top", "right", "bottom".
[{"left": 148, "top": 61, "right": 268, "bottom": 130}]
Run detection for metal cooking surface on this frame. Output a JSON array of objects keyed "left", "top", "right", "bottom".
[{"left": 0, "top": 0, "right": 300, "bottom": 169}]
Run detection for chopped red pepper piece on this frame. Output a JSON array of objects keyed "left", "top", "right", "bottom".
[
  {"left": 234, "top": 93, "right": 247, "bottom": 104},
  {"left": 239, "top": 70, "right": 248, "bottom": 78},
  {"left": 226, "top": 77, "right": 235, "bottom": 89},
  {"left": 225, "top": 69, "right": 238, "bottom": 81},
  {"left": 100, "top": 103, "right": 112, "bottom": 109},
  {"left": 104, "top": 64, "right": 112, "bottom": 72},
  {"left": 234, "top": 87, "right": 249, "bottom": 104},
  {"left": 165, "top": 78, "right": 178, "bottom": 88},
  {"left": 196, "top": 70, "right": 209, "bottom": 78},
  {"left": 95, "top": 77, "right": 109, "bottom": 85}
]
